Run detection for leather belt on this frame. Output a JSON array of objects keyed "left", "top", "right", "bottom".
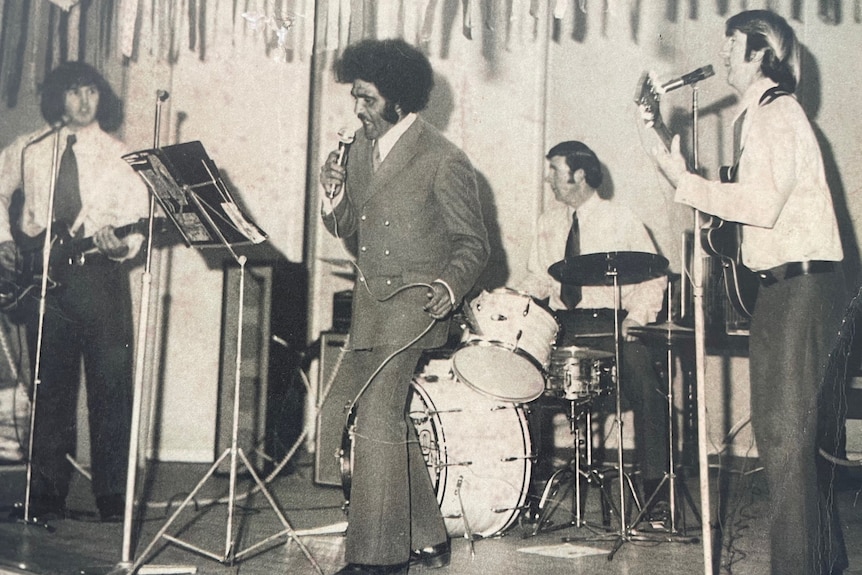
[{"left": 756, "top": 260, "right": 835, "bottom": 287}]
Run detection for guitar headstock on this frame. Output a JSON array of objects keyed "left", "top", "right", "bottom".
[{"left": 635, "top": 72, "right": 671, "bottom": 151}]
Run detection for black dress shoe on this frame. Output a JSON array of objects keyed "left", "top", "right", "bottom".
[
  {"left": 411, "top": 539, "right": 451, "bottom": 569},
  {"left": 96, "top": 494, "right": 125, "bottom": 522},
  {"left": 9, "top": 495, "right": 67, "bottom": 521}
]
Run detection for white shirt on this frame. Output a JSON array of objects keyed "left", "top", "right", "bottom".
[
  {"left": 518, "top": 193, "right": 666, "bottom": 326},
  {"left": 674, "top": 78, "right": 843, "bottom": 271},
  {"left": 0, "top": 122, "right": 150, "bottom": 259}
]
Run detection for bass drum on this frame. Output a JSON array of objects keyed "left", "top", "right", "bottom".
[{"left": 409, "top": 367, "right": 533, "bottom": 538}]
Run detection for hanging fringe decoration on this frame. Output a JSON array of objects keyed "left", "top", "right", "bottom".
[{"left": 119, "top": 0, "right": 138, "bottom": 58}]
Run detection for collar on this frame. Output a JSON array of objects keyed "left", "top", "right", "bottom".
[
  {"left": 568, "top": 191, "right": 601, "bottom": 219},
  {"left": 735, "top": 77, "right": 779, "bottom": 122},
  {"left": 376, "top": 113, "right": 417, "bottom": 161},
  {"left": 62, "top": 121, "right": 101, "bottom": 143}
]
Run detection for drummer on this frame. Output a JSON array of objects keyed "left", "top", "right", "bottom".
[{"left": 516, "top": 140, "right": 671, "bottom": 527}]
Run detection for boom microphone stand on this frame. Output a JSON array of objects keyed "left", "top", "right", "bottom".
[{"left": 18, "top": 125, "right": 65, "bottom": 530}]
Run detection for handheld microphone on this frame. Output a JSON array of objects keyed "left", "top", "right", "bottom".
[
  {"left": 24, "top": 121, "right": 67, "bottom": 148},
  {"left": 326, "top": 127, "right": 355, "bottom": 199},
  {"left": 659, "top": 65, "right": 715, "bottom": 94}
]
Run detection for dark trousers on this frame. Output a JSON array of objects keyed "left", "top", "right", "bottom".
[
  {"left": 331, "top": 346, "right": 447, "bottom": 566},
  {"left": 25, "top": 260, "right": 133, "bottom": 502},
  {"left": 749, "top": 270, "right": 848, "bottom": 575}
]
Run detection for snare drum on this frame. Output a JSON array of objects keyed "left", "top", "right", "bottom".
[
  {"left": 409, "top": 370, "right": 533, "bottom": 538},
  {"left": 546, "top": 346, "right": 615, "bottom": 400},
  {"left": 452, "top": 289, "right": 558, "bottom": 402}
]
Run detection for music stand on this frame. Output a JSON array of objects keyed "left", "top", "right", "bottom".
[{"left": 120, "top": 142, "right": 321, "bottom": 574}]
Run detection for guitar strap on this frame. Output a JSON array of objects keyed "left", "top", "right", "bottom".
[{"left": 725, "top": 86, "right": 792, "bottom": 182}]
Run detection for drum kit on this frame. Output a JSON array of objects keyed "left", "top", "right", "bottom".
[{"left": 399, "top": 251, "right": 704, "bottom": 548}]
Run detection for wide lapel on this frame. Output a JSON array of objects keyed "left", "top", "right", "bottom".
[{"left": 362, "top": 117, "right": 424, "bottom": 205}]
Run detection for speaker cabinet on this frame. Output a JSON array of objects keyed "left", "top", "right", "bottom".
[{"left": 314, "top": 332, "right": 349, "bottom": 485}]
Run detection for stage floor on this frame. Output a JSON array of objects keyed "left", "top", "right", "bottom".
[{"left": 0, "top": 451, "right": 860, "bottom": 575}]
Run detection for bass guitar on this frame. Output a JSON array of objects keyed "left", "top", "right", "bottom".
[
  {"left": 0, "top": 217, "right": 162, "bottom": 312},
  {"left": 635, "top": 73, "right": 758, "bottom": 318}
]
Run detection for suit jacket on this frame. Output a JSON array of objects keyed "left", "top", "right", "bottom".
[{"left": 323, "top": 116, "right": 489, "bottom": 350}]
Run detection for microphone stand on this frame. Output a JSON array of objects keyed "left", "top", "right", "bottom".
[
  {"left": 115, "top": 90, "right": 183, "bottom": 573},
  {"left": 18, "top": 127, "right": 65, "bottom": 530},
  {"left": 689, "top": 85, "right": 716, "bottom": 575}
]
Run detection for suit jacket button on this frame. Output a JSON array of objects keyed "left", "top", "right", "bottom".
[
  {"left": 384, "top": 249, "right": 390, "bottom": 256},
  {"left": 360, "top": 246, "right": 367, "bottom": 252},
  {"left": 386, "top": 279, "right": 392, "bottom": 286},
  {"left": 360, "top": 215, "right": 367, "bottom": 221},
  {"left": 384, "top": 220, "right": 390, "bottom": 226}
]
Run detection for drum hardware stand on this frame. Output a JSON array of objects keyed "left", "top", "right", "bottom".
[
  {"left": 626, "top": 283, "right": 701, "bottom": 543},
  {"left": 118, "top": 141, "right": 321, "bottom": 575},
  {"left": 530, "top": 396, "right": 632, "bottom": 536}
]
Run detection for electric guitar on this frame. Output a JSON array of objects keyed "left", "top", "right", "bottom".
[
  {"left": 0, "top": 217, "right": 163, "bottom": 312},
  {"left": 635, "top": 73, "right": 758, "bottom": 318}
]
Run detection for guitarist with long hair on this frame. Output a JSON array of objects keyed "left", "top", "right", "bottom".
[
  {"left": 644, "top": 10, "right": 847, "bottom": 575},
  {"left": 0, "top": 62, "right": 149, "bottom": 522}
]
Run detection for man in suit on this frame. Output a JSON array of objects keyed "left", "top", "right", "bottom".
[{"left": 319, "top": 39, "right": 489, "bottom": 575}]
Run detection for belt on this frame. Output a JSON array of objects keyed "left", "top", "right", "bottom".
[{"left": 756, "top": 260, "right": 835, "bottom": 287}]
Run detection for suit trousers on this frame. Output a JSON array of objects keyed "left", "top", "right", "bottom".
[
  {"left": 749, "top": 270, "right": 847, "bottom": 575},
  {"left": 25, "top": 259, "right": 134, "bottom": 502},
  {"left": 336, "top": 346, "right": 448, "bottom": 566}
]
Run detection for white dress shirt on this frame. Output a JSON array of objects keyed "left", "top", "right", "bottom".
[
  {"left": 518, "top": 193, "right": 666, "bottom": 327},
  {"left": 0, "top": 122, "right": 150, "bottom": 260},
  {"left": 674, "top": 77, "right": 843, "bottom": 271}
]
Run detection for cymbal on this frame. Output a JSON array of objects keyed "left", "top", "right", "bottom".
[
  {"left": 549, "top": 251, "right": 669, "bottom": 286},
  {"left": 627, "top": 321, "right": 694, "bottom": 346},
  {"left": 551, "top": 345, "right": 615, "bottom": 360}
]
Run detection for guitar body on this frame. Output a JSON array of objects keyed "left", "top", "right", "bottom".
[
  {"left": 699, "top": 166, "right": 758, "bottom": 318},
  {"left": 0, "top": 218, "right": 160, "bottom": 312}
]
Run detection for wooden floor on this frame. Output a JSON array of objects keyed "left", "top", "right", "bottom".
[{"left": 0, "top": 450, "right": 861, "bottom": 575}]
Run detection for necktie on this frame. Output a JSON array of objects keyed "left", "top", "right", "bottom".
[
  {"left": 560, "top": 211, "right": 582, "bottom": 309},
  {"left": 55, "top": 134, "right": 82, "bottom": 228},
  {"left": 371, "top": 140, "right": 381, "bottom": 172}
]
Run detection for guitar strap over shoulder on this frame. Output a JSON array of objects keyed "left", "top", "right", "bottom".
[{"left": 723, "top": 86, "right": 792, "bottom": 183}]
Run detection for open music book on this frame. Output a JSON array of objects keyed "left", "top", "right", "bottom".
[{"left": 123, "top": 141, "right": 267, "bottom": 247}]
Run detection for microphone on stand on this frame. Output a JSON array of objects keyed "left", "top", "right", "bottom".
[
  {"left": 23, "top": 121, "right": 67, "bottom": 148},
  {"left": 326, "top": 127, "right": 355, "bottom": 199},
  {"left": 659, "top": 65, "right": 715, "bottom": 94},
  {"left": 156, "top": 89, "right": 170, "bottom": 102}
]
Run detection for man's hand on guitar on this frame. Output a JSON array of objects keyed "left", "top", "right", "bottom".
[
  {"left": 0, "top": 241, "right": 17, "bottom": 272},
  {"left": 651, "top": 134, "right": 688, "bottom": 189},
  {"left": 94, "top": 226, "right": 130, "bottom": 259}
]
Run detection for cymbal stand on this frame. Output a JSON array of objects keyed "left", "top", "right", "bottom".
[{"left": 627, "top": 281, "right": 700, "bottom": 542}]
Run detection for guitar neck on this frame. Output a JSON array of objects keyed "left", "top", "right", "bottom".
[
  {"left": 654, "top": 121, "right": 673, "bottom": 152},
  {"left": 72, "top": 221, "right": 146, "bottom": 254}
]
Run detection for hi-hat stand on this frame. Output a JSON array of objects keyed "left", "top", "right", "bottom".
[
  {"left": 626, "top": 280, "right": 701, "bottom": 543},
  {"left": 120, "top": 142, "right": 321, "bottom": 574}
]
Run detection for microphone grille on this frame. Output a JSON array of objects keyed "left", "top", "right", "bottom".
[{"left": 337, "top": 127, "right": 355, "bottom": 144}]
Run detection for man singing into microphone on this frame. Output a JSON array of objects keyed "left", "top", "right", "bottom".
[
  {"left": 646, "top": 10, "right": 847, "bottom": 575},
  {"left": 319, "top": 39, "right": 488, "bottom": 575},
  {"left": 0, "top": 61, "right": 149, "bottom": 522}
]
